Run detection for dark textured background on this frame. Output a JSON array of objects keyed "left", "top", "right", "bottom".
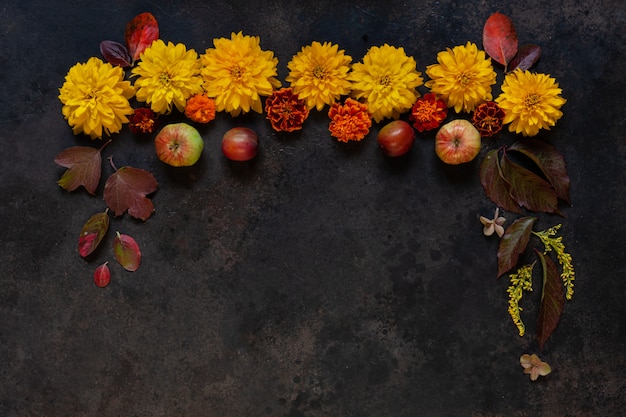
[{"left": 1, "top": 0, "right": 625, "bottom": 416}]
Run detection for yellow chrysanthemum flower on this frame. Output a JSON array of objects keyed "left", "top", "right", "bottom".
[
  {"left": 349, "top": 44, "right": 423, "bottom": 123},
  {"left": 425, "top": 42, "right": 497, "bottom": 113},
  {"left": 201, "top": 32, "right": 281, "bottom": 116},
  {"left": 131, "top": 39, "right": 204, "bottom": 115},
  {"left": 58, "top": 57, "right": 134, "bottom": 140},
  {"left": 286, "top": 41, "right": 352, "bottom": 111},
  {"left": 496, "top": 70, "right": 566, "bottom": 137}
]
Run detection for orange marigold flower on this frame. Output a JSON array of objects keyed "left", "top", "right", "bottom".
[
  {"left": 409, "top": 93, "right": 448, "bottom": 132},
  {"left": 471, "top": 101, "right": 505, "bottom": 137},
  {"left": 128, "top": 108, "right": 158, "bottom": 134},
  {"left": 328, "top": 98, "right": 372, "bottom": 142},
  {"left": 184, "top": 93, "right": 217, "bottom": 123},
  {"left": 264, "top": 88, "right": 310, "bottom": 132}
]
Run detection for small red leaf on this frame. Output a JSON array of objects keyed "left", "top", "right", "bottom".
[
  {"left": 535, "top": 249, "right": 565, "bottom": 351},
  {"left": 113, "top": 232, "right": 141, "bottom": 272},
  {"left": 100, "top": 40, "right": 131, "bottom": 67},
  {"left": 103, "top": 165, "right": 158, "bottom": 221},
  {"left": 78, "top": 210, "right": 110, "bottom": 257},
  {"left": 508, "top": 44, "right": 542, "bottom": 72},
  {"left": 94, "top": 262, "right": 111, "bottom": 287},
  {"left": 55, "top": 142, "right": 109, "bottom": 194},
  {"left": 483, "top": 12, "right": 519, "bottom": 68},
  {"left": 497, "top": 216, "right": 538, "bottom": 278},
  {"left": 479, "top": 149, "right": 523, "bottom": 214},
  {"left": 125, "top": 12, "right": 159, "bottom": 64}
]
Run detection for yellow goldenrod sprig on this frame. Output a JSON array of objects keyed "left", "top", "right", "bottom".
[
  {"left": 532, "top": 224, "right": 575, "bottom": 300},
  {"left": 507, "top": 262, "right": 536, "bottom": 336}
]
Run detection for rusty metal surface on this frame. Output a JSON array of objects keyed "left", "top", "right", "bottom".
[{"left": 1, "top": 0, "right": 625, "bottom": 415}]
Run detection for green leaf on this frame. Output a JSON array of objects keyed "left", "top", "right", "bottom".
[
  {"left": 535, "top": 249, "right": 565, "bottom": 351},
  {"left": 509, "top": 139, "right": 571, "bottom": 205},
  {"left": 497, "top": 216, "right": 538, "bottom": 278},
  {"left": 103, "top": 165, "right": 158, "bottom": 221},
  {"left": 501, "top": 151, "right": 562, "bottom": 215},
  {"left": 77, "top": 209, "right": 109, "bottom": 257},
  {"left": 479, "top": 148, "right": 523, "bottom": 214},
  {"left": 113, "top": 232, "right": 141, "bottom": 272}
]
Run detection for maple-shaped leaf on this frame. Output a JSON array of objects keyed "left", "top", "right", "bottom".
[
  {"left": 483, "top": 12, "right": 518, "bottom": 69},
  {"left": 508, "top": 44, "right": 541, "bottom": 72},
  {"left": 55, "top": 141, "right": 110, "bottom": 195},
  {"left": 100, "top": 40, "right": 131, "bottom": 67},
  {"left": 497, "top": 216, "right": 537, "bottom": 278},
  {"left": 78, "top": 209, "right": 109, "bottom": 257},
  {"left": 500, "top": 152, "right": 562, "bottom": 215},
  {"left": 125, "top": 12, "right": 159, "bottom": 64},
  {"left": 534, "top": 249, "right": 565, "bottom": 351},
  {"left": 509, "top": 139, "right": 571, "bottom": 205},
  {"left": 104, "top": 163, "right": 158, "bottom": 221},
  {"left": 113, "top": 232, "right": 141, "bottom": 272},
  {"left": 479, "top": 149, "right": 523, "bottom": 214}
]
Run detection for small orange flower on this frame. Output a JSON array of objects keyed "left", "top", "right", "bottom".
[
  {"left": 264, "top": 88, "right": 310, "bottom": 132},
  {"left": 184, "top": 93, "right": 217, "bottom": 123},
  {"left": 409, "top": 93, "right": 448, "bottom": 132},
  {"left": 128, "top": 108, "right": 158, "bottom": 134},
  {"left": 472, "top": 101, "right": 505, "bottom": 137},
  {"left": 328, "top": 98, "right": 372, "bottom": 142}
]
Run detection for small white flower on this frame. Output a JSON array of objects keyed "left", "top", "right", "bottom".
[{"left": 480, "top": 207, "right": 507, "bottom": 237}]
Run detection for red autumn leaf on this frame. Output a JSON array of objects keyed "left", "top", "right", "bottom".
[
  {"left": 54, "top": 141, "right": 110, "bottom": 195},
  {"left": 483, "top": 12, "right": 518, "bottom": 69},
  {"left": 479, "top": 149, "right": 523, "bottom": 214},
  {"left": 78, "top": 209, "right": 110, "bottom": 257},
  {"left": 94, "top": 262, "right": 111, "bottom": 288},
  {"left": 100, "top": 40, "right": 131, "bottom": 67},
  {"left": 509, "top": 139, "right": 571, "bottom": 205},
  {"left": 497, "top": 216, "right": 537, "bottom": 278},
  {"left": 508, "top": 44, "right": 542, "bottom": 72},
  {"left": 534, "top": 249, "right": 565, "bottom": 351},
  {"left": 113, "top": 232, "right": 141, "bottom": 272},
  {"left": 103, "top": 161, "right": 158, "bottom": 221},
  {"left": 500, "top": 151, "right": 562, "bottom": 215},
  {"left": 124, "top": 12, "right": 159, "bottom": 64}
]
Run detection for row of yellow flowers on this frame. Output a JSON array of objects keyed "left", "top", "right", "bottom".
[{"left": 59, "top": 32, "right": 566, "bottom": 142}]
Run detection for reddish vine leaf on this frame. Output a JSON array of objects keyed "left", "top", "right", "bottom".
[
  {"left": 500, "top": 152, "right": 562, "bottom": 215},
  {"left": 479, "top": 149, "right": 523, "bottom": 214},
  {"left": 55, "top": 141, "right": 110, "bottom": 195},
  {"left": 508, "top": 44, "right": 541, "bottom": 72},
  {"left": 483, "top": 12, "right": 518, "bottom": 69},
  {"left": 78, "top": 209, "right": 109, "bottom": 257},
  {"left": 103, "top": 163, "right": 158, "bottom": 221},
  {"left": 535, "top": 249, "right": 565, "bottom": 351},
  {"left": 113, "top": 232, "right": 142, "bottom": 272},
  {"left": 509, "top": 139, "right": 571, "bottom": 205},
  {"left": 125, "top": 12, "right": 159, "bottom": 64},
  {"left": 100, "top": 40, "right": 131, "bottom": 67},
  {"left": 94, "top": 262, "right": 111, "bottom": 288},
  {"left": 497, "top": 216, "right": 537, "bottom": 278}
]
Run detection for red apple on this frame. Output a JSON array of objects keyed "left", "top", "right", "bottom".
[
  {"left": 222, "top": 127, "right": 259, "bottom": 161},
  {"left": 435, "top": 119, "right": 481, "bottom": 165},
  {"left": 377, "top": 120, "right": 415, "bottom": 157},
  {"left": 154, "top": 123, "right": 204, "bottom": 167}
]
